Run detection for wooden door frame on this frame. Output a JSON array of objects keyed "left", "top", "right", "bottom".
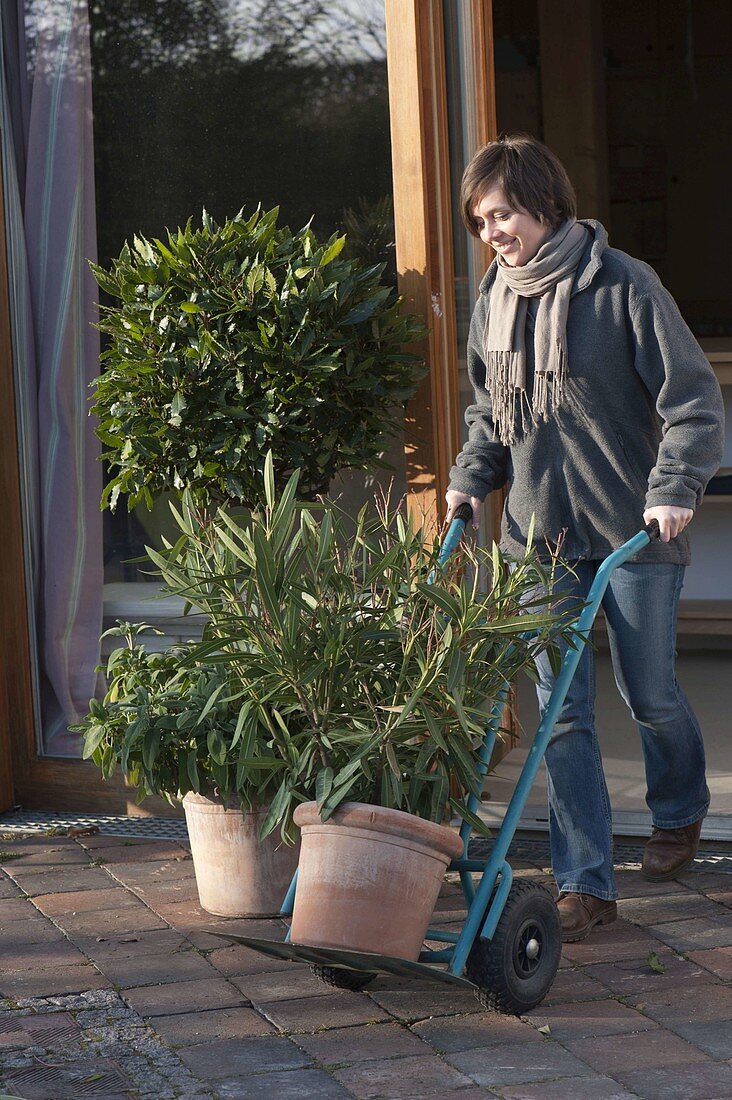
[
  {"left": 385, "top": 0, "right": 500, "bottom": 534},
  {"left": 385, "top": 0, "right": 515, "bottom": 759},
  {"left": 384, "top": 0, "right": 462, "bottom": 533}
]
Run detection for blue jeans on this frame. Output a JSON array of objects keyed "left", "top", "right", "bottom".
[{"left": 533, "top": 561, "right": 709, "bottom": 901}]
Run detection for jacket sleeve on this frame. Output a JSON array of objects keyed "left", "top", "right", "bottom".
[
  {"left": 447, "top": 301, "right": 509, "bottom": 501},
  {"left": 630, "top": 284, "right": 725, "bottom": 511}
]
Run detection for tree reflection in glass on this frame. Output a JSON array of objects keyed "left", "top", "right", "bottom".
[
  {"left": 88, "top": 0, "right": 394, "bottom": 265},
  {"left": 84, "top": 0, "right": 398, "bottom": 582}
]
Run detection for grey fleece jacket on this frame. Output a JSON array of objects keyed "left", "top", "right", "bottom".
[{"left": 448, "top": 220, "right": 725, "bottom": 564}]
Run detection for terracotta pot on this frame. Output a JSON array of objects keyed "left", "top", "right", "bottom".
[
  {"left": 290, "top": 801, "right": 463, "bottom": 961},
  {"left": 183, "top": 792, "right": 299, "bottom": 917}
]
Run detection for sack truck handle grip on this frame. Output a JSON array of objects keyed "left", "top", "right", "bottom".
[
  {"left": 452, "top": 502, "right": 474, "bottom": 524},
  {"left": 435, "top": 502, "right": 475, "bottom": 571},
  {"left": 644, "top": 519, "right": 661, "bottom": 541}
]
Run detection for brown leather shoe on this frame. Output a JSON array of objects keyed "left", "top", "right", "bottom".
[
  {"left": 642, "top": 817, "right": 704, "bottom": 881},
  {"left": 557, "top": 892, "right": 618, "bottom": 943}
]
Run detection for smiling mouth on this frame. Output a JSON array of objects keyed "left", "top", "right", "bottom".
[{"left": 494, "top": 239, "right": 517, "bottom": 249}]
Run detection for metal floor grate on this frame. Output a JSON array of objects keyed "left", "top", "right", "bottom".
[
  {"left": 2, "top": 812, "right": 730, "bottom": 872},
  {"left": 470, "top": 836, "right": 732, "bottom": 873},
  {"left": 0, "top": 809, "right": 188, "bottom": 840},
  {"left": 0, "top": 1013, "right": 81, "bottom": 1049},
  {"left": 3, "top": 1060, "right": 134, "bottom": 1099}
]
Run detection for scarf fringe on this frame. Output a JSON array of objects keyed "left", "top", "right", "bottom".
[
  {"left": 533, "top": 335, "right": 567, "bottom": 423},
  {"left": 486, "top": 350, "right": 537, "bottom": 446}
]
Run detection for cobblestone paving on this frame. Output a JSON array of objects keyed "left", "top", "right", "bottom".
[{"left": 0, "top": 831, "right": 730, "bottom": 1099}]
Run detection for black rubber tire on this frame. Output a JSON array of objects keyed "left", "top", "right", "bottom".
[
  {"left": 465, "top": 880, "right": 561, "bottom": 1015},
  {"left": 310, "top": 965, "right": 377, "bottom": 992}
]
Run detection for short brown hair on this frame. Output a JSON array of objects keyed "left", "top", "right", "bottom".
[{"left": 460, "top": 134, "right": 577, "bottom": 237}]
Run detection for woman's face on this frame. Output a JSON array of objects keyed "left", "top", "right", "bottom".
[{"left": 472, "top": 186, "right": 553, "bottom": 267}]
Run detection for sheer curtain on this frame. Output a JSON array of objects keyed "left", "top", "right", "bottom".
[{"left": 0, "top": 0, "right": 102, "bottom": 756}]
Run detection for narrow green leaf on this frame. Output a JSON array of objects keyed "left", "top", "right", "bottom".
[
  {"left": 415, "top": 584, "right": 461, "bottom": 618},
  {"left": 82, "top": 725, "right": 106, "bottom": 760},
  {"left": 187, "top": 749, "right": 200, "bottom": 792},
  {"left": 259, "top": 779, "right": 291, "bottom": 839},
  {"left": 195, "top": 682, "right": 226, "bottom": 726},
  {"left": 263, "top": 450, "right": 276, "bottom": 510},
  {"left": 316, "top": 766, "right": 334, "bottom": 810},
  {"left": 448, "top": 797, "right": 491, "bottom": 837},
  {"left": 385, "top": 741, "right": 400, "bottom": 777},
  {"left": 230, "top": 702, "right": 252, "bottom": 750},
  {"left": 142, "top": 728, "right": 161, "bottom": 771},
  {"left": 446, "top": 647, "right": 466, "bottom": 693}
]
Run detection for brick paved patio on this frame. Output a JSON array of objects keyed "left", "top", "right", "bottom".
[{"left": 0, "top": 830, "right": 730, "bottom": 1099}]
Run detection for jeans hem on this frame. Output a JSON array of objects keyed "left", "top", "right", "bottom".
[
  {"left": 651, "top": 804, "right": 709, "bottom": 831},
  {"left": 557, "top": 882, "right": 618, "bottom": 902}
]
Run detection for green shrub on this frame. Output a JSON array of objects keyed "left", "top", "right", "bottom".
[
  {"left": 90, "top": 207, "right": 425, "bottom": 513},
  {"left": 75, "top": 624, "right": 303, "bottom": 815}
]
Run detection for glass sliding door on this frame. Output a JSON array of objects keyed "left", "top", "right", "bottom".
[
  {"left": 442, "top": 0, "right": 503, "bottom": 548},
  {"left": 0, "top": 0, "right": 401, "bottom": 809},
  {"left": 91, "top": 0, "right": 400, "bottom": 586}
]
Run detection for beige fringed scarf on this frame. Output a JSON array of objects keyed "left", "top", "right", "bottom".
[{"left": 484, "top": 219, "right": 589, "bottom": 445}]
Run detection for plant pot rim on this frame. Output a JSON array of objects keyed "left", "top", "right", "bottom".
[
  {"left": 293, "top": 800, "right": 463, "bottom": 860},
  {"left": 182, "top": 791, "right": 265, "bottom": 815}
]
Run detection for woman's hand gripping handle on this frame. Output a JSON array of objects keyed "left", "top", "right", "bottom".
[{"left": 445, "top": 490, "right": 483, "bottom": 530}]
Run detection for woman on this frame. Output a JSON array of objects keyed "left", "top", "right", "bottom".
[{"left": 446, "top": 134, "right": 725, "bottom": 942}]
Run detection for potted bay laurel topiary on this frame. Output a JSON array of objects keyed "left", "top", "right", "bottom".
[
  {"left": 145, "top": 457, "right": 576, "bottom": 961},
  {"left": 89, "top": 205, "right": 425, "bottom": 515},
  {"left": 74, "top": 624, "right": 303, "bottom": 917}
]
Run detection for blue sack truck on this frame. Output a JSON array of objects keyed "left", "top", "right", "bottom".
[{"left": 208, "top": 505, "right": 661, "bottom": 1014}]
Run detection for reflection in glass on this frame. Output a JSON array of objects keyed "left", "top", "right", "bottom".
[
  {"left": 90, "top": 0, "right": 391, "bottom": 263},
  {"left": 88, "top": 0, "right": 396, "bottom": 583}
]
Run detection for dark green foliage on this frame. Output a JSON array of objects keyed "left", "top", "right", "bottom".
[
  {"left": 90, "top": 207, "right": 425, "bottom": 513},
  {"left": 341, "top": 196, "right": 396, "bottom": 284},
  {"left": 74, "top": 624, "right": 301, "bottom": 816},
  {"left": 131, "top": 456, "right": 577, "bottom": 839}
]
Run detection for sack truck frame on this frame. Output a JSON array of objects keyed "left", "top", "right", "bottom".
[{"left": 209, "top": 504, "right": 661, "bottom": 1015}]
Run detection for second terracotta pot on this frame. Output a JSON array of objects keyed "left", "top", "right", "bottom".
[
  {"left": 183, "top": 792, "right": 299, "bottom": 917},
  {"left": 290, "top": 801, "right": 463, "bottom": 961}
]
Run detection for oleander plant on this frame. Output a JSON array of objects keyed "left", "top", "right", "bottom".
[{"left": 135, "top": 456, "right": 577, "bottom": 841}]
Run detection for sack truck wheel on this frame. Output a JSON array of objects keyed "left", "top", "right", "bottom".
[
  {"left": 465, "top": 880, "right": 561, "bottom": 1015},
  {"left": 310, "top": 965, "right": 377, "bottom": 992}
]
